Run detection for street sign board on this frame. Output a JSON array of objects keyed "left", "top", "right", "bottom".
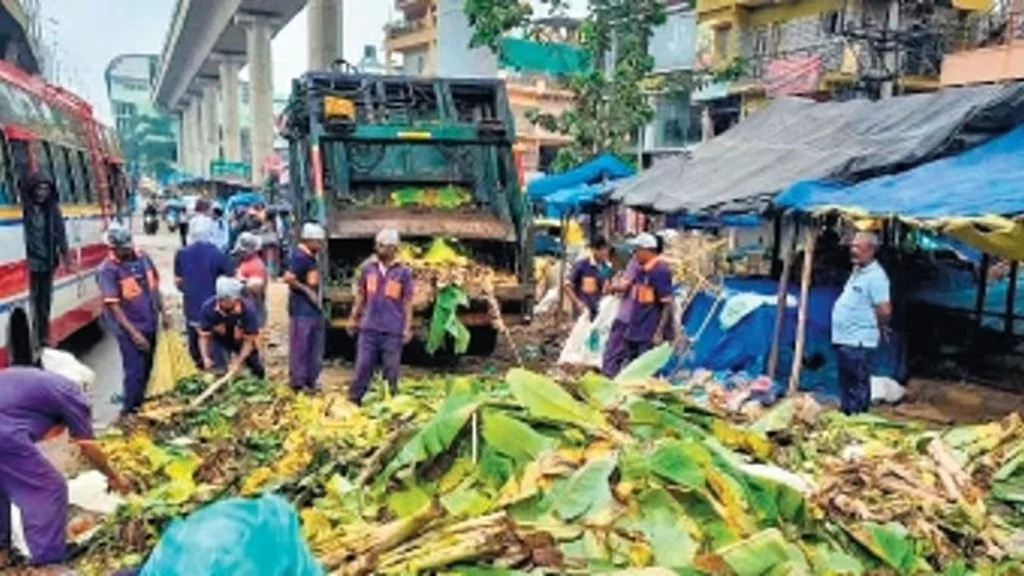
[{"left": 210, "top": 160, "right": 251, "bottom": 180}]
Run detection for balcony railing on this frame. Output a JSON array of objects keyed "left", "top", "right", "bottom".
[{"left": 942, "top": 12, "right": 1024, "bottom": 85}]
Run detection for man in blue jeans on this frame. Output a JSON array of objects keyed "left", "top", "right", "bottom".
[{"left": 831, "top": 231, "right": 891, "bottom": 414}]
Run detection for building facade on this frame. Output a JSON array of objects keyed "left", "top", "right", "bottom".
[
  {"left": 105, "top": 54, "right": 178, "bottom": 179},
  {"left": 941, "top": 0, "right": 1024, "bottom": 86}
]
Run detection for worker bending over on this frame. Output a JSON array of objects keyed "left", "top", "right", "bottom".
[
  {"left": 0, "top": 368, "right": 130, "bottom": 568},
  {"left": 199, "top": 277, "right": 265, "bottom": 379},
  {"left": 174, "top": 217, "right": 235, "bottom": 367},
  {"left": 284, "top": 223, "right": 327, "bottom": 392},
  {"left": 564, "top": 235, "right": 613, "bottom": 320},
  {"left": 99, "top": 225, "right": 168, "bottom": 415},
  {"left": 602, "top": 233, "right": 675, "bottom": 377},
  {"left": 347, "top": 229, "right": 413, "bottom": 405}
]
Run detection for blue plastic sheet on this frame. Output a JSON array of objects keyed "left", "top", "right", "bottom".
[
  {"left": 527, "top": 153, "right": 634, "bottom": 200},
  {"left": 139, "top": 494, "right": 323, "bottom": 576},
  {"left": 776, "top": 123, "right": 1024, "bottom": 218},
  {"left": 668, "top": 278, "right": 903, "bottom": 398}
]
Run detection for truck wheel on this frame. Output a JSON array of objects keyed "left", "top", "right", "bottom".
[
  {"left": 468, "top": 327, "right": 498, "bottom": 356},
  {"left": 328, "top": 328, "right": 356, "bottom": 361}
]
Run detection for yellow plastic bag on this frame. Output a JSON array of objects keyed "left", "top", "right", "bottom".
[{"left": 147, "top": 328, "right": 198, "bottom": 399}]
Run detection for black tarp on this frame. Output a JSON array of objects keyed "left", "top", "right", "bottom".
[{"left": 612, "top": 83, "right": 1024, "bottom": 214}]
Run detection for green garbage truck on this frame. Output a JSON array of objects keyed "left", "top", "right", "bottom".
[{"left": 281, "top": 71, "right": 534, "bottom": 356}]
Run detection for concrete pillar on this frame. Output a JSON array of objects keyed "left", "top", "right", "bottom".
[
  {"left": 176, "top": 109, "right": 186, "bottom": 171},
  {"left": 202, "top": 82, "right": 221, "bottom": 174},
  {"left": 238, "top": 13, "right": 275, "bottom": 183},
  {"left": 308, "top": 0, "right": 344, "bottom": 71},
  {"left": 218, "top": 56, "right": 244, "bottom": 162},
  {"left": 189, "top": 96, "right": 205, "bottom": 175}
]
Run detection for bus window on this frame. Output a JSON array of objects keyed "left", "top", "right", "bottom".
[
  {"left": 0, "top": 133, "right": 13, "bottom": 204},
  {"left": 78, "top": 150, "right": 94, "bottom": 202},
  {"left": 31, "top": 140, "right": 53, "bottom": 181},
  {"left": 48, "top": 143, "right": 72, "bottom": 204},
  {"left": 60, "top": 147, "right": 81, "bottom": 203},
  {"left": 70, "top": 149, "right": 90, "bottom": 203},
  {"left": 9, "top": 139, "right": 30, "bottom": 195}
]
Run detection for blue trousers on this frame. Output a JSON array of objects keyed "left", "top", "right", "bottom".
[
  {"left": 350, "top": 329, "right": 402, "bottom": 405},
  {"left": 117, "top": 330, "right": 155, "bottom": 415},
  {"left": 601, "top": 321, "right": 651, "bottom": 378},
  {"left": 836, "top": 344, "right": 873, "bottom": 415},
  {"left": 0, "top": 424, "right": 68, "bottom": 565},
  {"left": 210, "top": 338, "right": 266, "bottom": 379}
]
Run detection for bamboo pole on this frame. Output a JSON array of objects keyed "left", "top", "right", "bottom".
[
  {"left": 767, "top": 249, "right": 794, "bottom": 379},
  {"left": 788, "top": 226, "right": 819, "bottom": 395},
  {"left": 556, "top": 212, "right": 570, "bottom": 324}
]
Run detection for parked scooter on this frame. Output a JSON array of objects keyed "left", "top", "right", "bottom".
[
  {"left": 166, "top": 208, "right": 180, "bottom": 232},
  {"left": 143, "top": 211, "right": 159, "bottom": 235}
]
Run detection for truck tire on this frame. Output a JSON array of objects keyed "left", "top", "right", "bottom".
[{"left": 468, "top": 327, "right": 498, "bottom": 356}]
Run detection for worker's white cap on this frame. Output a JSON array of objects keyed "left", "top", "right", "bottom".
[
  {"left": 301, "top": 222, "right": 326, "bottom": 241},
  {"left": 215, "top": 276, "right": 244, "bottom": 299},
  {"left": 629, "top": 233, "right": 658, "bottom": 250},
  {"left": 233, "top": 231, "right": 262, "bottom": 255},
  {"left": 376, "top": 228, "right": 400, "bottom": 247}
]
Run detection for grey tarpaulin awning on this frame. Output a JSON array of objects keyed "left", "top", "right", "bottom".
[{"left": 612, "top": 83, "right": 1024, "bottom": 214}]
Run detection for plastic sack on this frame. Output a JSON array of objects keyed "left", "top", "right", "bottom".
[
  {"left": 139, "top": 494, "right": 323, "bottom": 576},
  {"left": 41, "top": 347, "right": 95, "bottom": 394},
  {"left": 558, "top": 296, "right": 621, "bottom": 368},
  {"left": 147, "top": 328, "right": 198, "bottom": 399},
  {"left": 871, "top": 375, "right": 907, "bottom": 404}
]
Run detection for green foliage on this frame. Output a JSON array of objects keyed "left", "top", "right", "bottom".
[
  {"left": 426, "top": 285, "right": 471, "bottom": 356},
  {"left": 505, "top": 368, "right": 610, "bottom": 432},
  {"left": 554, "top": 456, "right": 617, "bottom": 521},
  {"left": 466, "top": 0, "right": 666, "bottom": 170},
  {"left": 480, "top": 410, "right": 553, "bottom": 465},
  {"left": 382, "top": 392, "right": 480, "bottom": 479}
]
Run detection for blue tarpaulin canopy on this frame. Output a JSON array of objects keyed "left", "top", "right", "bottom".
[
  {"left": 543, "top": 180, "right": 626, "bottom": 217},
  {"left": 227, "top": 192, "right": 268, "bottom": 212},
  {"left": 527, "top": 153, "right": 634, "bottom": 201},
  {"left": 775, "top": 122, "right": 1024, "bottom": 218}
]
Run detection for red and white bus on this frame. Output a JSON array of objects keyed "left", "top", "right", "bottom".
[{"left": 0, "top": 60, "right": 126, "bottom": 366}]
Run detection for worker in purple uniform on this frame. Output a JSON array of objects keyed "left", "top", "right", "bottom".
[
  {"left": 284, "top": 223, "right": 326, "bottom": 392},
  {"left": 602, "top": 233, "right": 676, "bottom": 377},
  {"left": 198, "top": 277, "right": 265, "bottom": 379},
  {"left": 564, "top": 235, "right": 613, "bottom": 320},
  {"left": 0, "top": 368, "right": 130, "bottom": 568},
  {"left": 174, "top": 217, "right": 236, "bottom": 367},
  {"left": 98, "top": 225, "right": 169, "bottom": 415},
  {"left": 347, "top": 228, "right": 414, "bottom": 405}
]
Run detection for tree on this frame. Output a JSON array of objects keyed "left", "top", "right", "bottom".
[{"left": 465, "top": 0, "right": 666, "bottom": 171}]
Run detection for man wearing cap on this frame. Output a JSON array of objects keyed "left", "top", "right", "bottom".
[
  {"left": 347, "top": 229, "right": 414, "bottom": 405},
  {"left": 564, "top": 235, "right": 614, "bottom": 321},
  {"left": 234, "top": 232, "right": 268, "bottom": 327},
  {"left": 832, "top": 231, "right": 891, "bottom": 414},
  {"left": 602, "top": 233, "right": 675, "bottom": 377},
  {"left": 198, "top": 277, "right": 265, "bottom": 378},
  {"left": 0, "top": 367, "right": 131, "bottom": 568},
  {"left": 98, "top": 225, "right": 168, "bottom": 415},
  {"left": 175, "top": 217, "right": 236, "bottom": 367},
  {"left": 22, "top": 173, "right": 72, "bottom": 348},
  {"left": 284, "top": 223, "right": 326, "bottom": 392}
]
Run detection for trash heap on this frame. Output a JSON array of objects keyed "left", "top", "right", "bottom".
[{"left": 73, "top": 350, "right": 1023, "bottom": 575}]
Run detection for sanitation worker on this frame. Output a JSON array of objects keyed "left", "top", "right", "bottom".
[
  {"left": 0, "top": 367, "right": 131, "bottom": 568},
  {"left": 174, "top": 217, "right": 236, "bottom": 367},
  {"left": 22, "top": 173, "right": 72, "bottom": 349},
  {"left": 234, "top": 232, "right": 268, "bottom": 327},
  {"left": 602, "top": 233, "right": 675, "bottom": 377},
  {"left": 347, "top": 228, "right": 414, "bottom": 405},
  {"left": 99, "top": 224, "right": 168, "bottom": 415},
  {"left": 284, "top": 223, "right": 326, "bottom": 392},
  {"left": 564, "top": 235, "right": 614, "bottom": 321},
  {"left": 198, "top": 277, "right": 265, "bottom": 379}
]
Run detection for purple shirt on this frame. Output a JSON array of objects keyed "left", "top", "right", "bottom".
[
  {"left": 624, "top": 259, "right": 674, "bottom": 343},
  {"left": 0, "top": 367, "right": 93, "bottom": 442},
  {"left": 569, "top": 256, "right": 611, "bottom": 318},
  {"left": 615, "top": 259, "right": 641, "bottom": 323},
  {"left": 174, "top": 241, "right": 235, "bottom": 323},
  {"left": 357, "top": 259, "right": 414, "bottom": 335},
  {"left": 285, "top": 245, "right": 321, "bottom": 318},
  {"left": 198, "top": 297, "right": 260, "bottom": 343},
  {"left": 98, "top": 251, "right": 160, "bottom": 334}
]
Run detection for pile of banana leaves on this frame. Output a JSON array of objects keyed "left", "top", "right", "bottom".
[{"left": 73, "top": 349, "right": 1023, "bottom": 575}]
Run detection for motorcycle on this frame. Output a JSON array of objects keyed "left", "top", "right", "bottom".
[
  {"left": 166, "top": 209, "right": 180, "bottom": 232},
  {"left": 143, "top": 212, "right": 159, "bottom": 235}
]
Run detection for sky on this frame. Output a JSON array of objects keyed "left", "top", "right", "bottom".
[{"left": 39, "top": 0, "right": 394, "bottom": 123}]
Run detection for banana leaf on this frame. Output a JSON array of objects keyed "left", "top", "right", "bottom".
[
  {"left": 381, "top": 393, "right": 480, "bottom": 479},
  {"left": 615, "top": 344, "right": 673, "bottom": 384},
  {"left": 713, "top": 528, "right": 792, "bottom": 576},
  {"left": 441, "top": 478, "right": 492, "bottom": 517},
  {"left": 387, "top": 483, "right": 433, "bottom": 517},
  {"left": 637, "top": 489, "right": 698, "bottom": 566},
  {"left": 579, "top": 372, "right": 620, "bottom": 409},
  {"left": 649, "top": 439, "right": 709, "bottom": 491},
  {"left": 480, "top": 409, "right": 554, "bottom": 465},
  {"left": 555, "top": 456, "right": 618, "bottom": 522},
  {"left": 426, "top": 284, "right": 471, "bottom": 355},
  {"left": 808, "top": 547, "right": 865, "bottom": 575},
  {"left": 843, "top": 522, "right": 921, "bottom": 575},
  {"left": 506, "top": 368, "right": 610, "bottom": 432}
]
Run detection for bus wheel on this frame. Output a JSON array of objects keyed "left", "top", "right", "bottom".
[{"left": 9, "top": 308, "right": 34, "bottom": 366}]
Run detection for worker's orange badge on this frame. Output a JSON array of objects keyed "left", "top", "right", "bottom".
[
  {"left": 307, "top": 269, "right": 320, "bottom": 287},
  {"left": 384, "top": 279, "right": 403, "bottom": 300},
  {"left": 119, "top": 276, "right": 143, "bottom": 300},
  {"left": 365, "top": 274, "right": 379, "bottom": 295},
  {"left": 581, "top": 277, "right": 599, "bottom": 295},
  {"left": 634, "top": 285, "right": 655, "bottom": 305}
]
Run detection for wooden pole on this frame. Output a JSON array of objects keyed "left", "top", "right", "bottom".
[
  {"left": 556, "top": 212, "right": 570, "bottom": 324},
  {"left": 788, "top": 225, "right": 819, "bottom": 395},
  {"left": 767, "top": 249, "right": 794, "bottom": 379}
]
